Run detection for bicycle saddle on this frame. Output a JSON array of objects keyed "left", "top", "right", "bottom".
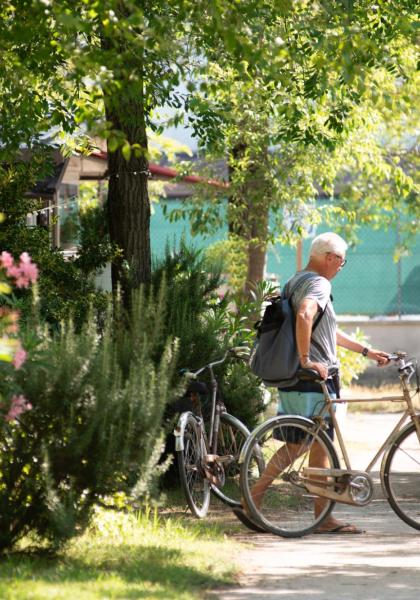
[
  {"left": 296, "top": 366, "right": 339, "bottom": 382},
  {"left": 186, "top": 380, "right": 209, "bottom": 395}
]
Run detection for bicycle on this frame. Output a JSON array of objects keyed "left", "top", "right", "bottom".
[
  {"left": 175, "top": 347, "right": 264, "bottom": 518},
  {"left": 239, "top": 351, "right": 420, "bottom": 537}
]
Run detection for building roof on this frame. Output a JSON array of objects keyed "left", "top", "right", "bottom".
[
  {"left": 24, "top": 148, "right": 227, "bottom": 201},
  {"left": 23, "top": 149, "right": 68, "bottom": 199},
  {"left": 90, "top": 151, "right": 227, "bottom": 189}
]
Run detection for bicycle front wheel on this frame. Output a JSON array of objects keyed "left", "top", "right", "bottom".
[
  {"left": 240, "top": 416, "right": 340, "bottom": 537},
  {"left": 177, "top": 413, "right": 210, "bottom": 518},
  {"left": 383, "top": 422, "right": 420, "bottom": 530},
  {"left": 211, "top": 412, "right": 264, "bottom": 507}
]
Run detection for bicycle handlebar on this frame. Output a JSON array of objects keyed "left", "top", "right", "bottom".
[
  {"left": 182, "top": 346, "right": 250, "bottom": 379},
  {"left": 387, "top": 352, "right": 407, "bottom": 362},
  {"left": 386, "top": 352, "right": 413, "bottom": 370}
]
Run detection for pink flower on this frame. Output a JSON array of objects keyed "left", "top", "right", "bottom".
[
  {"left": 0, "top": 308, "right": 19, "bottom": 334},
  {"left": 13, "top": 345, "right": 27, "bottom": 369},
  {"left": 5, "top": 264, "right": 21, "bottom": 279},
  {"left": 18, "top": 258, "right": 39, "bottom": 285},
  {"left": 5, "top": 394, "right": 32, "bottom": 422},
  {"left": 3, "top": 253, "right": 39, "bottom": 288},
  {"left": 19, "top": 252, "right": 31, "bottom": 264},
  {"left": 0, "top": 251, "right": 14, "bottom": 269},
  {"left": 14, "top": 275, "right": 31, "bottom": 289}
]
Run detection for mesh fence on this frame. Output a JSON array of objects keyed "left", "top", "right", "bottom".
[{"left": 151, "top": 200, "right": 420, "bottom": 316}]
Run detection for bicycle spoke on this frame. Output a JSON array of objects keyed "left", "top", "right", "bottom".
[
  {"left": 241, "top": 417, "right": 339, "bottom": 537},
  {"left": 177, "top": 415, "right": 210, "bottom": 518},
  {"left": 384, "top": 424, "right": 420, "bottom": 530}
]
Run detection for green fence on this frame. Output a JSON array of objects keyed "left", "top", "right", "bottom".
[{"left": 151, "top": 200, "right": 420, "bottom": 316}]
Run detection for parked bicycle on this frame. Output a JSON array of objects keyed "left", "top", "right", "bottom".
[
  {"left": 175, "top": 347, "right": 264, "bottom": 518},
  {"left": 239, "top": 351, "right": 420, "bottom": 537}
]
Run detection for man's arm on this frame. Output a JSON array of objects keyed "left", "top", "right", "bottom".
[
  {"left": 296, "top": 298, "right": 329, "bottom": 379},
  {"left": 336, "top": 329, "right": 389, "bottom": 365}
]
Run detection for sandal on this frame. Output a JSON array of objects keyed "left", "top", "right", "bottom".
[{"left": 315, "top": 523, "right": 365, "bottom": 534}]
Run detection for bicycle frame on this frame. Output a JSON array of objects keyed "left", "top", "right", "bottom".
[
  {"left": 182, "top": 352, "right": 228, "bottom": 454},
  {"left": 301, "top": 354, "right": 420, "bottom": 504},
  {"left": 175, "top": 347, "right": 254, "bottom": 516},
  {"left": 175, "top": 347, "right": 250, "bottom": 465}
]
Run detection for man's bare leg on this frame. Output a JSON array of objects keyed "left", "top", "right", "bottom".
[
  {"left": 247, "top": 442, "right": 301, "bottom": 509},
  {"left": 310, "top": 441, "right": 362, "bottom": 533}
]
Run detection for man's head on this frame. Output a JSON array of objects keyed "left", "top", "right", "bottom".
[{"left": 308, "top": 232, "right": 348, "bottom": 280}]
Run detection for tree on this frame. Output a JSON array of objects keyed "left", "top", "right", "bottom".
[
  {"left": 168, "top": 0, "right": 419, "bottom": 291},
  {"left": 0, "top": 0, "right": 279, "bottom": 292}
]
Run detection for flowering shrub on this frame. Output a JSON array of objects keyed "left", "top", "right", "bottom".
[
  {"left": 1, "top": 251, "right": 39, "bottom": 289},
  {"left": 0, "top": 159, "right": 114, "bottom": 329},
  {"left": 0, "top": 282, "right": 175, "bottom": 552},
  {"left": 0, "top": 250, "right": 38, "bottom": 423},
  {"left": 4, "top": 394, "right": 32, "bottom": 421}
]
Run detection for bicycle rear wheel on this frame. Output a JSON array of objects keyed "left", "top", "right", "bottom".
[
  {"left": 383, "top": 422, "right": 420, "bottom": 530},
  {"left": 177, "top": 413, "right": 210, "bottom": 518},
  {"left": 211, "top": 412, "right": 264, "bottom": 507},
  {"left": 240, "top": 416, "right": 340, "bottom": 537}
]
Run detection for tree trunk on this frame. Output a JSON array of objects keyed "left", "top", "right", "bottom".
[
  {"left": 101, "top": 20, "right": 151, "bottom": 294},
  {"left": 105, "top": 104, "right": 151, "bottom": 292},
  {"left": 228, "top": 143, "right": 270, "bottom": 296},
  {"left": 245, "top": 212, "right": 268, "bottom": 292}
]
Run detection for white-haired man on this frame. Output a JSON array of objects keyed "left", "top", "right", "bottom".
[{"left": 251, "top": 232, "right": 389, "bottom": 534}]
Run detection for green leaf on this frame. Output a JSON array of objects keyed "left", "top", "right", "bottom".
[{"left": 121, "top": 142, "right": 131, "bottom": 161}]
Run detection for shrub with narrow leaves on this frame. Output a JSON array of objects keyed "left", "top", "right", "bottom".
[
  {"left": 153, "top": 243, "right": 266, "bottom": 430},
  {"left": 0, "top": 283, "right": 175, "bottom": 551}
]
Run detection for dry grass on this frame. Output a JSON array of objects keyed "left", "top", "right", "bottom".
[
  {"left": 344, "top": 384, "right": 420, "bottom": 413},
  {"left": 263, "top": 384, "right": 420, "bottom": 415}
]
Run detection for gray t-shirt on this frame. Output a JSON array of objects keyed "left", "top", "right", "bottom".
[{"left": 285, "top": 271, "right": 338, "bottom": 368}]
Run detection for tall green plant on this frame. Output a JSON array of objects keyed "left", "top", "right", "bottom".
[
  {"left": 0, "top": 284, "right": 175, "bottom": 552},
  {"left": 153, "top": 243, "right": 267, "bottom": 430},
  {"left": 152, "top": 241, "right": 226, "bottom": 372}
]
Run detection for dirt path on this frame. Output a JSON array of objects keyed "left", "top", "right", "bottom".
[{"left": 207, "top": 412, "right": 420, "bottom": 600}]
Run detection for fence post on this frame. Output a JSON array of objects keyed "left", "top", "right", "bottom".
[{"left": 396, "top": 216, "right": 402, "bottom": 319}]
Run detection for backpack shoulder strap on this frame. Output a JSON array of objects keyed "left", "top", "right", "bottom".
[
  {"left": 284, "top": 272, "right": 328, "bottom": 334},
  {"left": 284, "top": 272, "right": 318, "bottom": 302}
]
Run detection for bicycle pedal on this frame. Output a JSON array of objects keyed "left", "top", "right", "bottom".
[
  {"left": 213, "top": 454, "right": 235, "bottom": 464},
  {"left": 203, "top": 465, "right": 224, "bottom": 486},
  {"left": 204, "top": 454, "right": 219, "bottom": 463}
]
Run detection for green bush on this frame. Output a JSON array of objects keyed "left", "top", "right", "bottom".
[
  {"left": 337, "top": 327, "right": 369, "bottom": 387},
  {"left": 0, "top": 153, "right": 115, "bottom": 328},
  {"left": 152, "top": 241, "right": 226, "bottom": 372},
  {"left": 0, "top": 285, "right": 175, "bottom": 552},
  {"left": 220, "top": 361, "right": 265, "bottom": 430},
  {"left": 153, "top": 242, "right": 266, "bottom": 431}
]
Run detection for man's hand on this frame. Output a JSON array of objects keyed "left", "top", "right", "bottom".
[
  {"left": 367, "top": 349, "right": 390, "bottom": 367},
  {"left": 301, "top": 360, "right": 329, "bottom": 380}
]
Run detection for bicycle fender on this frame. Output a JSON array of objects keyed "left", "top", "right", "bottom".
[{"left": 174, "top": 411, "right": 200, "bottom": 452}]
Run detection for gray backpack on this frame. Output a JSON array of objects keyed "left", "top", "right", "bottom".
[{"left": 249, "top": 274, "right": 324, "bottom": 387}]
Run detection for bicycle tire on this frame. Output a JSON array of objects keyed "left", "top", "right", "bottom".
[
  {"left": 240, "top": 415, "right": 340, "bottom": 537},
  {"left": 177, "top": 413, "right": 210, "bottom": 518},
  {"left": 382, "top": 421, "right": 420, "bottom": 531},
  {"left": 211, "top": 412, "right": 265, "bottom": 507}
]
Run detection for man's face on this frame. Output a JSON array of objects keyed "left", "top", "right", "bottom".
[{"left": 324, "top": 251, "right": 347, "bottom": 279}]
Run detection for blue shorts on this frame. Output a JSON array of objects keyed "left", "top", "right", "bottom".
[{"left": 276, "top": 390, "right": 336, "bottom": 441}]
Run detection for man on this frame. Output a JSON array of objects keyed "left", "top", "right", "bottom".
[{"left": 251, "top": 232, "right": 389, "bottom": 534}]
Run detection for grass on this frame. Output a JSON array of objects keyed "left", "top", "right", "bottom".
[
  {"left": 344, "top": 384, "right": 420, "bottom": 413},
  {"left": 0, "top": 505, "right": 242, "bottom": 600},
  {"left": 263, "top": 384, "right": 419, "bottom": 415}
]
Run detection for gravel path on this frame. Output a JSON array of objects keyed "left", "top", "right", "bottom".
[{"left": 207, "top": 412, "right": 420, "bottom": 600}]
